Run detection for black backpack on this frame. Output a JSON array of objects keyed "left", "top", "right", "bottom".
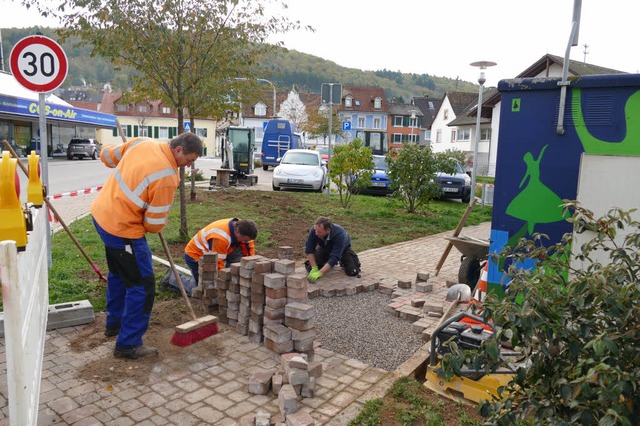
[{"left": 341, "top": 247, "right": 361, "bottom": 277}]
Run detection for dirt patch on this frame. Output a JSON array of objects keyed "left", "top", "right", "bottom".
[{"left": 68, "top": 300, "right": 226, "bottom": 384}]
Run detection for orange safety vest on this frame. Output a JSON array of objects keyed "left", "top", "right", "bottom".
[
  {"left": 185, "top": 218, "right": 255, "bottom": 270},
  {"left": 91, "top": 137, "right": 179, "bottom": 239}
]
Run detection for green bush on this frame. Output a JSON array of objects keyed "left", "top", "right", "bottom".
[
  {"left": 387, "top": 144, "right": 456, "bottom": 213},
  {"left": 444, "top": 202, "right": 640, "bottom": 425}
]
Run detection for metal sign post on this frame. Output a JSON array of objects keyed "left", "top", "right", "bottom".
[
  {"left": 321, "top": 83, "right": 342, "bottom": 196},
  {"left": 10, "top": 35, "right": 68, "bottom": 265}
]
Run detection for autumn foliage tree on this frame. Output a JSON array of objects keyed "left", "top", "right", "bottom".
[{"left": 36, "top": 0, "right": 300, "bottom": 240}]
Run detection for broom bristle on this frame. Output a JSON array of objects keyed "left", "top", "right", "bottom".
[{"left": 170, "top": 322, "right": 219, "bottom": 347}]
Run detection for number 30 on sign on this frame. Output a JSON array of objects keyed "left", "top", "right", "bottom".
[{"left": 10, "top": 35, "right": 68, "bottom": 93}]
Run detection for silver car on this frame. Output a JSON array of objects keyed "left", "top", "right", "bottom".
[
  {"left": 272, "top": 149, "right": 326, "bottom": 192},
  {"left": 67, "top": 138, "right": 102, "bottom": 160}
]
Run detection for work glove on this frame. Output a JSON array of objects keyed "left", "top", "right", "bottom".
[{"left": 307, "top": 267, "right": 323, "bottom": 283}]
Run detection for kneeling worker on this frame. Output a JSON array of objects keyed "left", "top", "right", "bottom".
[
  {"left": 184, "top": 218, "right": 258, "bottom": 283},
  {"left": 305, "top": 216, "right": 359, "bottom": 282}
]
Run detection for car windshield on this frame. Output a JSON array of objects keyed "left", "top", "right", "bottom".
[
  {"left": 315, "top": 147, "right": 329, "bottom": 155},
  {"left": 373, "top": 156, "right": 388, "bottom": 170},
  {"left": 71, "top": 140, "right": 89, "bottom": 145},
  {"left": 282, "top": 152, "right": 320, "bottom": 166}
]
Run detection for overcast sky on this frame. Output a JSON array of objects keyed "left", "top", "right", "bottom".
[{"left": 4, "top": 0, "right": 638, "bottom": 87}]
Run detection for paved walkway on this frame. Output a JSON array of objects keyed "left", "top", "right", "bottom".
[{"left": 0, "top": 191, "right": 490, "bottom": 425}]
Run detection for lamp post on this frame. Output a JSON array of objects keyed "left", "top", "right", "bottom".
[
  {"left": 410, "top": 110, "right": 416, "bottom": 143},
  {"left": 235, "top": 77, "right": 277, "bottom": 117},
  {"left": 469, "top": 61, "right": 496, "bottom": 205}
]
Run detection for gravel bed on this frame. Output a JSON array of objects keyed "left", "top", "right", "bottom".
[{"left": 309, "top": 291, "right": 425, "bottom": 371}]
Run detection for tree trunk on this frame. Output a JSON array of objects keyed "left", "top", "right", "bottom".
[
  {"left": 177, "top": 108, "right": 189, "bottom": 242},
  {"left": 189, "top": 115, "right": 197, "bottom": 202}
]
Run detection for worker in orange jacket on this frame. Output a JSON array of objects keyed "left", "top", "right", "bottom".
[
  {"left": 184, "top": 218, "right": 258, "bottom": 283},
  {"left": 91, "top": 133, "right": 203, "bottom": 359}
]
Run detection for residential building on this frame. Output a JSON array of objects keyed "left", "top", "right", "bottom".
[
  {"left": 97, "top": 92, "right": 218, "bottom": 156},
  {"left": 336, "top": 86, "right": 389, "bottom": 153},
  {"left": 413, "top": 96, "right": 442, "bottom": 146},
  {"left": 430, "top": 53, "right": 625, "bottom": 176},
  {"left": 387, "top": 102, "right": 423, "bottom": 150}
]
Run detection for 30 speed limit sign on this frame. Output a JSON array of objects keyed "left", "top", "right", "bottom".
[{"left": 10, "top": 35, "right": 68, "bottom": 93}]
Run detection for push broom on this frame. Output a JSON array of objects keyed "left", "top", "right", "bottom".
[{"left": 158, "top": 231, "right": 218, "bottom": 347}]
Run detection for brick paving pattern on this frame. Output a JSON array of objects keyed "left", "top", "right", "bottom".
[{"left": 0, "top": 192, "right": 490, "bottom": 425}]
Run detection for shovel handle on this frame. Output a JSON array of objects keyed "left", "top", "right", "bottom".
[{"left": 158, "top": 231, "right": 197, "bottom": 321}]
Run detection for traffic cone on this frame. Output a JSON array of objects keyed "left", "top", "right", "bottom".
[{"left": 473, "top": 263, "right": 488, "bottom": 303}]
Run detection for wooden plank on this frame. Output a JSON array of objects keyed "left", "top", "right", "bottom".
[{"left": 434, "top": 197, "right": 478, "bottom": 276}]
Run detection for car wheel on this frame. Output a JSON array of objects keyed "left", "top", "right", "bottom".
[
  {"left": 272, "top": 183, "right": 280, "bottom": 191},
  {"left": 67, "top": 155, "right": 73, "bottom": 160},
  {"left": 91, "top": 150, "right": 97, "bottom": 160},
  {"left": 461, "top": 193, "right": 471, "bottom": 203},
  {"left": 263, "top": 164, "right": 269, "bottom": 171}
]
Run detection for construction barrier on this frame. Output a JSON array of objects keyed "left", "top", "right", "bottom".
[{"left": 0, "top": 207, "right": 49, "bottom": 425}]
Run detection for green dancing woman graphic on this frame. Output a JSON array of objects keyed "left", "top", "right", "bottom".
[{"left": 506, "top": 145, "right": 569, "bottom": 235}]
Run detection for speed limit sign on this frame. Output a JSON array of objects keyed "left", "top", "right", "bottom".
[{"left": 10, "top": 35, "right": 68, "bottom": 93}]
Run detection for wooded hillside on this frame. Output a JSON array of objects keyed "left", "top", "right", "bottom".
[{"left": 1, "top": 27, "right": 478, "bottom": 101}]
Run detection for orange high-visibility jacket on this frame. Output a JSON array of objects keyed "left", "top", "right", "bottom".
[
  {"left": 91, "top": 137, "right": 179, "bottom": 238},
  {"left": 185, "top": 218, "right": 255, "bottom": 270}
]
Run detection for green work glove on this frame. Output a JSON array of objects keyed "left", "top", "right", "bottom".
[{"left": 307, "top": 267, "right": 323, "bottom": 282}]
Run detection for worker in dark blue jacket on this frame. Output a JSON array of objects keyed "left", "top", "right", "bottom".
[{"left": 305, "top": 216, "right": 360, "bottom": 282}]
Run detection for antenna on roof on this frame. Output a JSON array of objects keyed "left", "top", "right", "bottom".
[{"left": 582, "top": 43, "right": 589, "bottom": 63}]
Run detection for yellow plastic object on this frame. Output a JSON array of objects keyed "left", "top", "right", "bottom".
[
  {"left": 0, "top": 152, "right": 27, "bottom": 250},
  {"left": 424, "top": 363, "right": 513, "bottom": 406},
  {"left": 27, "top": 152, "right": 43, "bottom": 207}
]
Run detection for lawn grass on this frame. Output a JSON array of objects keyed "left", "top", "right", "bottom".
[{"left": 12, "top": 189, "right": 492, "bottom": 312}]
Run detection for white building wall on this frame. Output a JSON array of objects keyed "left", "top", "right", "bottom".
[
  {"left": 429, "top": 96, "right": 455, "bottom": 154},
  {"left": 97, "top": 116, "right": 217, "bottom": 157}
]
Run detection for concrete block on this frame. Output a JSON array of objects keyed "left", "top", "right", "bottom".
[
  {"left": 284, "top": 302, "right": 314, "bottom": 320},
  {"left": 286, "top": 411, "right": 315, "bottom": 426},
  {"left": 1, "top": 300, "right": 98, "bottom": 336},
  {"left": 274, "top": 259, "right": 296, "bottom": 275},
  {"left": 248, "top": 370, "right": 273, "bottom": 395},
  {"left": 264, "top": 273, "right": 287, "bottom": 289},
  {"left": 278, "top": 384, "right": 298, "bottom": 416}
]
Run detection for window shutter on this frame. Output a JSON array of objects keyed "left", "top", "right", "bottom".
[
  {"left": 133, "top": 126, "right": 139, "bottom": 137},
  {"left": 154, "top": 126, "right": 159, "bottom": 138},
  {"left": 112, "top": 127, "right": 117, "bottom": 137},
  {"left": 147, "top": 126, "right": 152, "bottom": 137},
  {"left": 126, "top": 125, "right": 132, "bottom": 137}
]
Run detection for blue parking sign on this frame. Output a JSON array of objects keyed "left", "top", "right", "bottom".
[{"left": 342, "top": 121, "right": 351, "bottom": 131}]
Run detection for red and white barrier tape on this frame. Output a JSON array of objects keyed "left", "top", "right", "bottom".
[
  {"left": 47, "top": 186, "right": 103, "bottom": 200},
  {"left": 47, "top": 185, "right": 102, "bottom": 223}
]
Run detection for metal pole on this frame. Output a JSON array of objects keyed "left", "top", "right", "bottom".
[
  {"left": 471, "top": 81, "right": 483, "bottom": 205},
  {"left": 469, "top": 61, "right": 496, "bottom": 205},
  {"left": 327, "top": 84, "right": 333, "bottom": 196},
  {"left": 38, "top": 93, "right": 51, "bottom": 265}
]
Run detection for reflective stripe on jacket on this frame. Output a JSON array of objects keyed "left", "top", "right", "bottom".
[
  {"left": 91, "top": 137, "right": 179, "bottom": 239},
  {"left": 185, "top": 218, "right": 255, "bottom": 270}
]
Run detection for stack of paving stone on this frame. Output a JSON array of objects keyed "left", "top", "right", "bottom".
[
  {"left": 245, "top": 352, "right": 323, "bottom": 425},
  {"left": 248, "top": 258, "right": 273, "bottom": 343},
  {"left": 188, "top": 252, "right": 218, "bottom": 313}
]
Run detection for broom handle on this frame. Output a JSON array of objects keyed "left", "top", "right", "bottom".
[{"left": 158, "top": 231, "right": 197, "bottom": 321}]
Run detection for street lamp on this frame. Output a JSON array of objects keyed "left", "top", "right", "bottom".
[
  {"left": 410, "top": 110, "right": 416, "bottom": 143},
  {"left": 469, "top": 61, "right": 496, "bottom": 205},
  {"left": 235, "top": 77, "right": 277, "bottom": 117}
]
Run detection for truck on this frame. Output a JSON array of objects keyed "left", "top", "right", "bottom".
[{"left": 260, "top": 119, "right": 305, "bottom": 170}]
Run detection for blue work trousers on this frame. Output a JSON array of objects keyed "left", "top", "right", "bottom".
[{"left": 93, "top": 218, "right": 156, "bottom": 349}]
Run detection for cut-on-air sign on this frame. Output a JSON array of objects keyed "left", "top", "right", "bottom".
[{"left": 10, "top": 35, "right": 68, "bottom": 93}]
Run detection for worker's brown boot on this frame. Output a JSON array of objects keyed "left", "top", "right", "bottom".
[{"left": 114, "top": 346, "right": 159, "bottom": 359}]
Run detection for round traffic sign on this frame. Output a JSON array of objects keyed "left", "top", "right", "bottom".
[{"left": 10, "top": 35, "right": 68, "bottom": 93}]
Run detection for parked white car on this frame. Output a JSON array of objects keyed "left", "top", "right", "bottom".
[{"left": 272, "top": 149, "right": 326, "bottom": 192}]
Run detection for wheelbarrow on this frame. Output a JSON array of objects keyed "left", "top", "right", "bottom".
[{"left": 444, "top": 235, "right": 490, "bottom": 290}]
